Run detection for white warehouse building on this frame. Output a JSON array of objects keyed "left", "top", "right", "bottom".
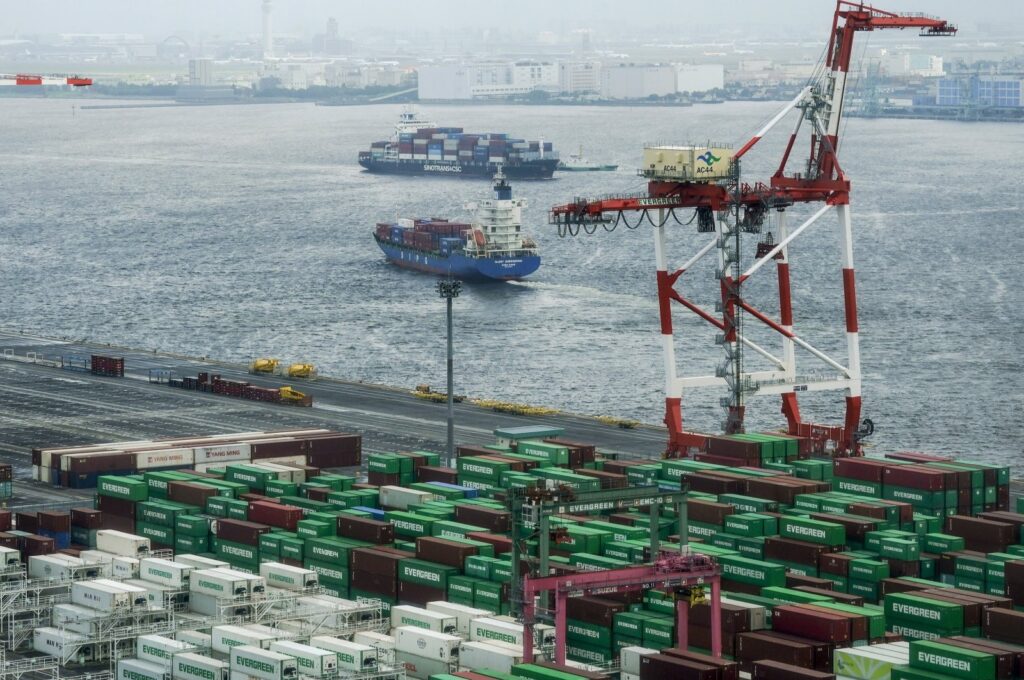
[
  {"left": 675, "top": 63, "right": 725, "bottom": 93},
  {"left": 418, "top": 60, "right": 556, "bottom": 100},
  {"left": 558, "top": 61, "right": 602, "bottom": 94},
  {"left": 601, "top": 64, "right": 676, "bottom": 99}
]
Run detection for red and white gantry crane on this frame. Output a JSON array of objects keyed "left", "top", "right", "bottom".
[{"left": 550, "top": 2, "right": 955, "bottom": 457}]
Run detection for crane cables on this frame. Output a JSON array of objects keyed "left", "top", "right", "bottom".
[{"left": 556, "top": 207, "right": 698, "bottom": 237}]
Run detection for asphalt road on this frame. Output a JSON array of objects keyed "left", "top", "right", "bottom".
[{"left": 0, "top": 329, "right": 668, "bottom": 509}]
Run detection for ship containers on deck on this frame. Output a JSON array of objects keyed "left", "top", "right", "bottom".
[{"left": 424, "top": 601, "right": 493, "bottom": 636}]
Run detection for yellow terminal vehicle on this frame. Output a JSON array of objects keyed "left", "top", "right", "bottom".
[
  {"left": 413, "top": 384, "right": 465, "bottom": 403},
  {"left": 249, "top": 358, "right": 317, "bottom": 380},
  {"left": 278, "top": 386, "right": 312, "bottom": 407}
]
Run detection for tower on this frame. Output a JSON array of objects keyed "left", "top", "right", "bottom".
[{"left": 261, "top": 0, "right": 273, "bottom": 59}]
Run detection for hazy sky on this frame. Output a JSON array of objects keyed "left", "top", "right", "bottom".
[{"left": 2, "top": 1, "right": 1011, "bottom": 38}]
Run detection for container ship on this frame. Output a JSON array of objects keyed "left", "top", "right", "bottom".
[
  {"left": 373, "top": 173, "right": 540, "bottom": 281},
  {"left": 358, "top": 109, "right": 558, "bottom": 179}
]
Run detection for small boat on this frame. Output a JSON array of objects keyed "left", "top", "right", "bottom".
[{"left": 557, "top": 146, "right": 618, "bottom": 172}]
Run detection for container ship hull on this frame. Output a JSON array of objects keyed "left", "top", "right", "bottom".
[
  {"left": 358, "top": 156, "right": 558, "bottom": 180},
  {"left": 374, "top": 235, "right": 540, "bottom": 281}
]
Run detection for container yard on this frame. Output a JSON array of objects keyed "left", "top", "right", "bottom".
[{"left": 1, "top": 406, "right": 1023, "bottom": 680}]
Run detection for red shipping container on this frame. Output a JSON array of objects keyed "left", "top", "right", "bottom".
[
  {"left": 15, "top": 512, "right": 38, "bottom": 533},
  {"left": 37, "top": 511, "right": 71, "bottom": 533},
  {"left": 572, "top": 468, "right": 627, "bottom": 489},
  {"left": 0, "top": 511, "right": 11, "bottom": 532},
  {"left": 772, "top": 605, "right": 851, "bottom": 643},
  {"left": 70, "top": 509, "right": 103, "bottom": 530},
  {"left": 833, "top": 458, "right": 890, "bottom": 483},
  {"left": 248, "top": 501, "right": 303, "bottom": 531},
  {"left": 752, "top": 660, "right": 836, "bottom": 680},
  {"left": 22, "top": 535, "right": 56, "bottom": 556},
  {"left": 350, "top": 568, "right": 398, "bottom": 598},
  {"left": 337, "top": 516, "right": 394, "bottom": 544},
  {"left": 639, "top": 654, "right": 719, "bottom": 680},
  {"left": 168, "top": 481, "right": 219, "bottom": 508},
  {"left": 397, "top": 580, "right": 445, "bottom": 607},
  {"left": 453, "top": 506, "right": 511, "bottom": 534},
  {"left": 465, "top": 532, "right": 512, "bottom": 554},
  {"left": 0, "top": 532, "right": 16, "bottom": 549},
  {"left": 415, "top": 466, "right": 459, "bottom": 484},
  {"left": 350, "top": 547, "right": 412, "bottom": 574},
  {"left": 214, "top": 519, "right": 270, "bottom": 545},
  {"left": 882, "top": 464, "right": 948, "bottom": 491},
  {"left": 415, "top": 537, "right": 479, "bottom": 568},
  {"left": 661, "top": 649, "right": 739, "bottom": 680}
]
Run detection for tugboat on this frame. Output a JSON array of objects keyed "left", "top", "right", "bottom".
[
  {"left": 557, "top": 145, "right": 618, "bottom": 172},
  {"left": 373, "top": 171, "right": 541, "bottom": 281}
]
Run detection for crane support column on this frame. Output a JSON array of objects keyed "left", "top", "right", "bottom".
[
  {"left": 654, "top": 214, "right": 684, "bottom": 454},
  {"left": 776, "top": 209, "right": 801, "bottom": 433},
  {"left": 837, "top": 202, "right": 862, "bottom": 453}
]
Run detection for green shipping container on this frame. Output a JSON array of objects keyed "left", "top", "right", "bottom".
[
  {"left": 135, "top": 521, "right": 173, "bottom": 546},
  {"left": 98, "top": 476, "right": 148, "bottom": 502},
  {"left": 908, "top": 640, "right": 995, "bottom": 680},
  {"left": 175, "top": 514, "right": 211, "bottom": 537},
  {"left": 566, "top": 641, "right": 615, "bottom": 665},
  {"left": 386, "top": 511, "right": 434, "bottom": 538},
  {"left": 885, "top": 593, "right": 964, "bottom": 631},
  {"left": 398, "top": 559, "right": 459, "bottom": 589},
  {"left": 566, "top": 619, "right": 611, "bottom": 648},
  {"left": 780, "top": 516, "right": 846, "bottom": 546},
  {"left": 305, "top": 559, "right": 348, "bottom": 586},
  {"left": 718, "top": 554, "right": 787, "bottom": 588},
  {"left": 175, "top": 534, "right": 209, "bottom": 553}
]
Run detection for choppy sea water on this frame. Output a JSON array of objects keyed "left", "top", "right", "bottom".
[{"left": 0, "top": 98, "right": 1020, "bottom": 466}]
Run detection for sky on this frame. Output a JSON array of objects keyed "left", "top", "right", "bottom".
[{"left": 2, "top": 1, "right": 1013, "bottom": 39}]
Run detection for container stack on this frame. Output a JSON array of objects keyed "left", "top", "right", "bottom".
[
  {"left": 34, "top": 429, "right": 360, "bottom": 488},
  {"left": 370, "top": 127, "right": 554, "bottom": 165}
]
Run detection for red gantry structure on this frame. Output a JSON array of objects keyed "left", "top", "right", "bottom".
[
  {"left": 522, "top": 551, "right": 721, "bottom": 665},
  {"left": 0, "top": 73, "right": 92, "bottom": 87},
  {"left": 550, "top": 2, "right": 955, "bottom": 458}
]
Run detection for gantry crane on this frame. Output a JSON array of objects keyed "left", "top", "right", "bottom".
[{"left": 549, "top": 2, "right": 955, "bottom": 458}]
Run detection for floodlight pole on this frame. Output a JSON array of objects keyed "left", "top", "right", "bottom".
[{"left": 437, "top": 275, "right": 462, "bottom": 467}]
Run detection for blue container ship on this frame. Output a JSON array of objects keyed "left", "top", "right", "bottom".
[{"left": 374, "top": 174, "right": 541, "bottom": 281}]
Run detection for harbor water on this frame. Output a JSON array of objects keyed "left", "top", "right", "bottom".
[{"left": 0, "top": 98, "right": 1019, "bottom": 465}]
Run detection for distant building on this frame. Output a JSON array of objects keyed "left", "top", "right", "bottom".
[
  {"left": 418, "top": 60, "right": 554, "bottom": 99},
  {"left": 675, "top": 64, "right": 724, "bottom": 94},
  {"left": 188, "top": 58, "right": 213, "bottom": 86},
  {"left": 601, "top": 64, "right": 675, "bottom": 99},
  {"left": 558, "top": 61, "right": 601, "bottom": 94},
  {"left": 936, "top": 75, "right": 1023, "bottom": 107}
]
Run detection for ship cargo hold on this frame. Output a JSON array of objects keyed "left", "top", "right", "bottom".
[{"left": 358, "top": 109, "right": 558, "bottom": 180}]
